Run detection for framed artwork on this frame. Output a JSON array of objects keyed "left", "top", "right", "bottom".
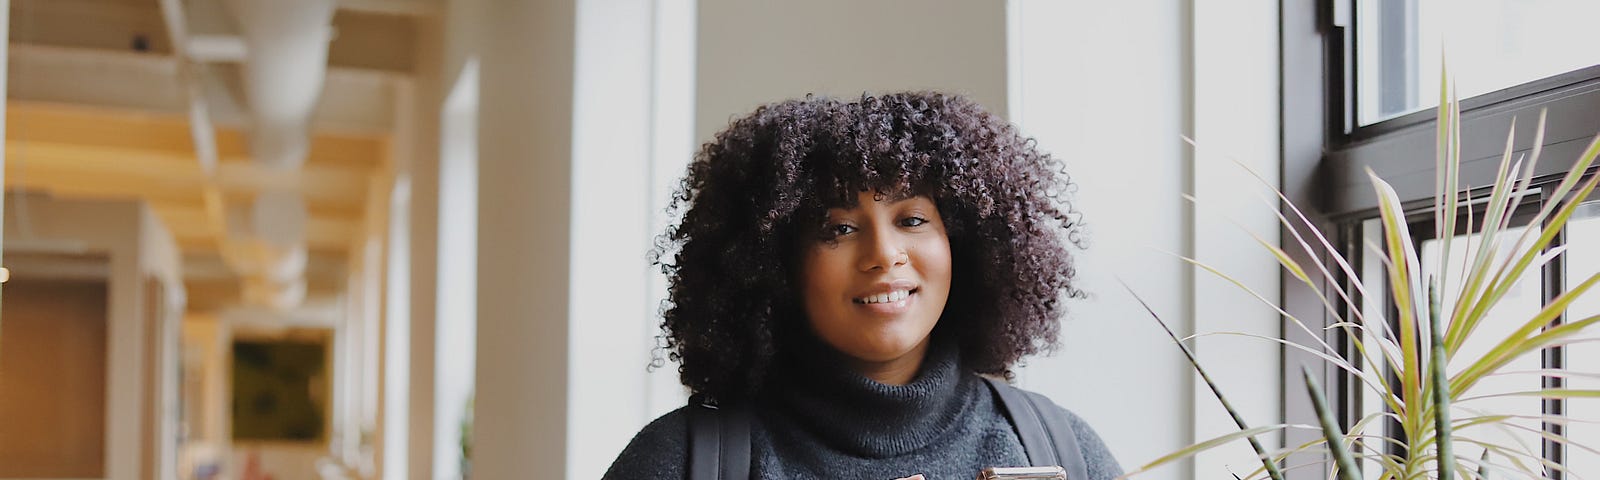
[{"left": 230, "top": 330, "right": 330, "bottom": 443}]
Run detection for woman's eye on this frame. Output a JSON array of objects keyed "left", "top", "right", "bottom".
[
  {"left": 825, "top": 224, "right": 857, "bottom": 237},
  {"left": 900, "top": 216, "right": 929, "bottom": 228}
]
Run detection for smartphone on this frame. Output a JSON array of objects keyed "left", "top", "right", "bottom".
[{"left": 975, "top": 466, "right": 1068, "bottom": 480}]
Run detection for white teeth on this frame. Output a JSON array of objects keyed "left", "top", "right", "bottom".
[{"left": 859, "top": 289, "right": 911, "bottom": 304}]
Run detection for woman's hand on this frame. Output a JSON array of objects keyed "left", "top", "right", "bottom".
[{"left": 894, "top": 475, "right": 925, "bottom": 480}]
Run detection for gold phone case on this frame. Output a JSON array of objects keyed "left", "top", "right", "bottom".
[{"left": 976, "top": 466, "right": 1068, "bottom": 480}]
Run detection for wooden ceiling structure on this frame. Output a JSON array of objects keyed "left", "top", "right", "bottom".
[{"left": 5, "top": 0, "right": 423, "bottom": 312}]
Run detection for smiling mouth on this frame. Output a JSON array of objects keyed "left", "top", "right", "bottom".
[{"left": 852, "top": 288, "right": 919, "bottom": 304}]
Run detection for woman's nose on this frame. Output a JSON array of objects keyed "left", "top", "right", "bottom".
[{"left": 858, "top": 230, "right": 909, "bottom": 271}]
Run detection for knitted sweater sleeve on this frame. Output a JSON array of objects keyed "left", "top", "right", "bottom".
[
  {"left": 1058, "top": 407, "right": 1124, "bottom": 480},
  {"left": 601, "top": 407, "right": 690, "bottom": 480}
]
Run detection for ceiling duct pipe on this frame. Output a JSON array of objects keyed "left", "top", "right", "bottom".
[
  {"left": 217, "top": 0, "right": 337, "bottom": 309},
  {"left": 225, "top": 0, "right": 335, "bottom": 170}
]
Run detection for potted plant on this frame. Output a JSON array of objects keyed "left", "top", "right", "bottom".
[{"left": 1124, "top": 70, "right": 1600, "bottom": 479}]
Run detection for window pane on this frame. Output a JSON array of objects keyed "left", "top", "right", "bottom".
[
  {"left": 1566, "top": 201, "right": 1600, "bottom": 475},
  {"left": 1422, "top": 226, "right": 1545, "bottom": 470},
  {"left": 1356, "top": 0, "right": 1600, "bottom": 126},
  {"left": 1358, "top": 218, "right": 1392, "bottom": 480}
]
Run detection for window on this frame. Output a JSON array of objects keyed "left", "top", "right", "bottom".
[
  {"left": 1282, "top": 1, "right": 1600, "bottom": 478},
  {"left": 1355, "top": 0, "right": 1600, "bottom": 126},
  {"left": 1562, "top": 202, "right": 1600, "bottom": 474}
]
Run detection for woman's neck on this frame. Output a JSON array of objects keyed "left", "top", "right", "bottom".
[{"left": 847, "top": 336, "right": 931, "bottom": 385}]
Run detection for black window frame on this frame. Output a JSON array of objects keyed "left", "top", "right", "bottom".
[{"left": 1280, "top": 0, "right": 1600, "bottom": 478}]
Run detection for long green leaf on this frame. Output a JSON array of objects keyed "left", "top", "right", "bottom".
[
  {"left": 1303, "top": 365, "right": 1363, "bottom": 480},
  {"left": 1121, "top": 424, "right": 1302, "bottom": 477},
  {"left": 1454, "top": 412, "right": 1600, "bottom": 427},
  {"left": 1476, "top": 419, "right": 1600, "bottom": 458},
  {"left": 1481, "top": 369, "right": 1600, "bottom": 382},
  {"left": 1458, "top": 389, "right": 1600, "bottom": 402},
  {"left": 1121, "top": 280, "right": 1287, "bottom": 480},
  {"left": 1429, "top": 281, "right": 1455, "bottom": 480},
  {"left": 1370, "top": 169, "right": 1427, "bottom": 441},
  {"left": 1457, "top": 439, "right": 1566, "bottom": 478},
  {"left": 1444, "top": 160, "right": 1525, "bottom": 354},
  {"left": 1436, "top": 55, "right": 1455, "bottom": 264}
]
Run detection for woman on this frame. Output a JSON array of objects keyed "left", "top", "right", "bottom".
[{"left": 604, "top": 93, "right": 1120, "bottom": 479}]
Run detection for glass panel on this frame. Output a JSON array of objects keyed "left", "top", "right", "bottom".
[
  {"left": 1422, "top": 225, "right": 1545, "bottom": 470},
  {"left": 1358, "top": 218, "right": 1392, "bottom": 480},
  {"left": 1566, "top": 201, "right": 1600, "bottom": 475},
  {"left": 1356, "top": 0, "right": 1600, "bottom": 125}
]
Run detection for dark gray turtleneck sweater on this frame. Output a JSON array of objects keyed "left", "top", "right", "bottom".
[{"left": 602, "top": 342, "right": 1122, "bottom": 480}]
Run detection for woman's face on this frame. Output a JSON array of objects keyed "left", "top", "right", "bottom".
[{"left": 797, "top": 191, "right": 952, "bottom": 383}]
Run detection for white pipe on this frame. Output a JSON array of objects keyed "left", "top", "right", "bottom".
[
  {"left": 215, "top": 0, "right": 336, "bottom": 308},
  {"left": 226, "top": 0, "right": 336, "bottom": 171}
]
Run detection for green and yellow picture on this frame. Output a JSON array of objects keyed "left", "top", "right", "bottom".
[{"left": 231, "top": 338, "right": 328, "bottom": 442}]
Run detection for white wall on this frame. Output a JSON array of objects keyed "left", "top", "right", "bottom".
[
  {"left": 1010, "top": 1, "right": 1282, "bottom": 479},
  {"left": 695, "top": 0, "right": 1008, "bottom": 142}
]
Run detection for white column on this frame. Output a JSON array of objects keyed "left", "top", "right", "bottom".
[
  {"left": 405, "top": 13, "right": 446, "bottom": 480},
  {"left": 432, "top": 56, "right": 479, "bottom": 480},
  {"left": 567, "top": 0, "right": 655, "bottom": 477},
  {"left": 380, "top": 172, "right": 412, "bottom": 480},
  {"left": 1009, "top": 1, "right": 1194, "bottom": 479},
  {"left": 1191, "top": 0, "right": 1283, "bottom": 476},
  {"left": 382, "top": 13, "right": 443, "bottom": 478},
  {"left": 471, "top": 0, "right": 578, "bottom": 477}
]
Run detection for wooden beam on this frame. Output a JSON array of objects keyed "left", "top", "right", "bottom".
[
  {"left": 153, "top": 202, "right": 360, "bottom": 253},
  {"left": 7, "top": 101, "right": 387, "bottom": 169},
  {"left": 5, "top": 140, "right": 371, "bottom": 210},
  {"left": 3, "top": 103, "right": 384, "bottom": 255},
  {"left": 8, "top": 45, "right": 404, "bottom": 135}
]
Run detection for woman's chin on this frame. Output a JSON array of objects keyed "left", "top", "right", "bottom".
[{"left": 843, "top": 337, "right": 928, "bottom": 364}]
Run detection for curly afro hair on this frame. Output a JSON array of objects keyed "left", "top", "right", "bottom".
[{"left": 654, "top": 92, "right": 1086, "bottom": 403}]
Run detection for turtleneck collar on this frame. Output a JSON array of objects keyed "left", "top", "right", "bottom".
[{"left": 764, "top": 336, "right": 979, "bottom": 458}]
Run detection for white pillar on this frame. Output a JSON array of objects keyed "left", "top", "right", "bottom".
[
  {"left": 1008, "top": 1, "right": 1192, "bottom": 478},
  {"left": 1191, "top": 0, "right": 1283, "bottom": 476},
  {"left": 471, "top": 0, "right": 578, "bottom": 477},
  {"left": 567, "top": 0, "right": 656, "bottom": 477},
  {"left": 382, "top": 13, "right": 443, "bottom": 479}
]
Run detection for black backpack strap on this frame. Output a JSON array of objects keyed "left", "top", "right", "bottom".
[
  {"left": 983, "top": 377, "right": 1090, "bottom": 480},
  {"left": 688, "top": 398, "right": 751, "bottom": 480}
]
